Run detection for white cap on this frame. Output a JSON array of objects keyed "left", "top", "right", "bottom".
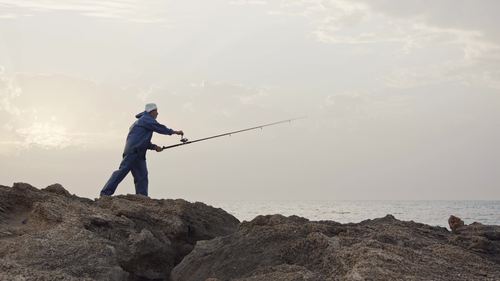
[{"left": 145, "top": 103, "right": 157, "bottom": 112}]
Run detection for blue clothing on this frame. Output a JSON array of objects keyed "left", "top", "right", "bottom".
[
  {"left": 101, "top": 152, "right": 149, "bottom": 196},
  {"left": 123, "top": 111, "right": 174, "bottom": 159},
  {"left": 100, "top": 112, "right": 174, "bottom": 196}
]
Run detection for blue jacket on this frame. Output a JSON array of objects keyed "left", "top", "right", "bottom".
[{"left": 123, "top": 111, "right": 174, "bottom": 158}]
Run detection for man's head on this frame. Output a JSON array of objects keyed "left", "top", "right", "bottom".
[{"left": 145, "top": 103, "right": 158, "bottom": 119}]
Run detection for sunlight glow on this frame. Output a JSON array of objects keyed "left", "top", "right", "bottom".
[{"left": 16, "top": 122, "right": 71, "bottom": 149}]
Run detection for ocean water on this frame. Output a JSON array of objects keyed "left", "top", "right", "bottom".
[{"left": 207, "top": 200, "right": 500, "bottom": 228}]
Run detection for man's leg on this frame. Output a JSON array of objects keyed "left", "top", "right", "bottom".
[
  {"left": 100, "top": 153, "right": 137, "bottom": 196},
  {"left": 131, "top": 159, "right": 149, "bottom": 196}
]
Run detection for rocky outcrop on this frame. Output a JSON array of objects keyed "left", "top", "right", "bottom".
[
  {"left": 0, "top": 183, "right": 239, "bottom": 281},
  {"left": 172, "top": 214, "right": 500, "bottom": 281},
  {"left": 2, "top": 182, "right": 500, "bottom": 281},
  {"left": 448, "top": 219, "right": 500, "bottom": 265}
]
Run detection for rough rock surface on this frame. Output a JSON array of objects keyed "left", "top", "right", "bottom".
[
  {"left": 448, "top": 215, "right": 465, "bottom": 233},
  {"left": 2, "top": 182, "right": 500, "bottom": 281},
  {"left": 0, "top": 183, "right": 239, "bottom": 281},
  {"left": 172, "top": 214, "right": 500, "bottom": 281}
]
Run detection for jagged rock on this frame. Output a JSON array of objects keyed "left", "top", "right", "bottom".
[
  {"left": 448, "top": 215, "right": 465, "bottom": 232},
  {"left": 448, "top": 220, "right": 500, "bottom": 264},
  {"left": 0, "top": 183, "right": 239, "bottom": 281},
  {"left": 2, "top": 182, "right": 500, "bottom": 281},
  {"left": 171, "top": 214, "right": 500, "bottom": 281},
  {"left": 43, "top": 183, "right": 72, "bottom": 197}
]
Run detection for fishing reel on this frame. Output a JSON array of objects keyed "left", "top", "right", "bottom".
[{"left": 180, "top": 135, "right": 189, "bottom": 143}]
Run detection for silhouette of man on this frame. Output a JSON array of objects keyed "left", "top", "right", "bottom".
[{"left": 100, "top": 103, "right": 183, "bottom": 197}]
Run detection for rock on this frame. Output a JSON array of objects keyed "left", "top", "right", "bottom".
[
  {"left": 43, "top": 183, "right": 72, "bottom": 197},
  {"left": 2, "top": 182, "right": 500, "bottom": 281},
  {"left": 0, "top": 183, "right": 239, "bottom": 281},
  {"left": 448, "top": 221, "right": 500, "bottom": 264},
  {"left": 233, "top": 264, "right": 322, "bottom": 281},
  {"left": 172, "top": 214, "right": 500, "bottom": 281},
  {"left": 449, "top": 215, "right": 465, "bottom": 232}
]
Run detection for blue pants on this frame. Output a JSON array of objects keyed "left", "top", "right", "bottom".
[{"left": 100, "top": 152, "right": 149, "bottom": 196}]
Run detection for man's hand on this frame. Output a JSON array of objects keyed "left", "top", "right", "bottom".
[
  {"left": 154, "top": 146, "right": 164, "bottom": 152},
  {"left": 175, "top": 130, "right": 184, "bottom": 136}
]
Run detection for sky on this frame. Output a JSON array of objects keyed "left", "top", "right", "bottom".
[{"left": 0, "top": 0, "right": 499, "bottom": 201}]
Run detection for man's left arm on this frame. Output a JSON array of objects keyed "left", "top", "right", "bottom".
[
  {"left": 148, "top": 121, "right": 175, "bottom": 135},
  {"left": 147, "top": 119, "right": 183, "bottom": 135},
  {"left": 147, "top": 120, "right": 184, "bottom": 152}
]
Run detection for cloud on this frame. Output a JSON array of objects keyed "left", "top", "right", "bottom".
[
  {"left": 0, "top": 70, "right": 137, "bottom": 152},
  {"left": 0, "top": 0, "right": 170, "bottom": 24},
  {"left": 136, "top": 85, "right": 158, "bottom": 102},
  {"left": 271, "top": 0, "right": 496, "bottom": 55},
  {"left": 238, "top": 88, "right": 268, "bottom": 106},
  {"left": 0, "top": 71, "right": 22, "bottom": 116},
  {"left": 181, "top": 102, "right": 195, "bottom": 113},
  {"left": 383, "top": 61, "right": 461, "bottom": 89},
  {"left": 183, "top": 80, "right": 272, "bottom": 109},
  {"left": 229, "top": 0, "right": 268, "bottom": 5},
  {"left": 0, "top": 69, "right": 303, "bottom": 154},
  {"left": 15, "top": 122, "right": 72, "bottom": 149},
  {"left": 190, "top": 80, "right": 207, "bottom": 89},
  {"left": 363, "top": 0, "right": 500, "bottom": 42},
  {"left": 266, "top": 0, "right": 500, "bottom": 90},
  {"left": 0, "top": 13, "right": 18, "bottom": 19}
]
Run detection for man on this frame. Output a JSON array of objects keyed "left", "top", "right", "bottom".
[{"left": 100, "top": 103, "right": 183, "bottom": 197}]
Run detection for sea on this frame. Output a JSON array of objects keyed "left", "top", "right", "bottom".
[{"left": 206, "top": 200, "right": 500, "bottom": 228}]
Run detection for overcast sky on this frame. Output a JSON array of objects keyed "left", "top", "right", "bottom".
[{"left": 1, "top": 0, "right": 499, "bottom": 201}]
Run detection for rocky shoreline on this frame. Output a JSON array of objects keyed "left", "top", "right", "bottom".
[{"left": 1, "top": 183, "right": 499, "bottom": 281}]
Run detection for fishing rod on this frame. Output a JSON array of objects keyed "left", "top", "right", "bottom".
[{"left": 161, "top": 117, "right": 305, "bottom": 150}]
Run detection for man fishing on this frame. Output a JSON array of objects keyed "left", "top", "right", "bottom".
[{"left": 100, "top": 103, "right": 183, "bottom": 197}]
